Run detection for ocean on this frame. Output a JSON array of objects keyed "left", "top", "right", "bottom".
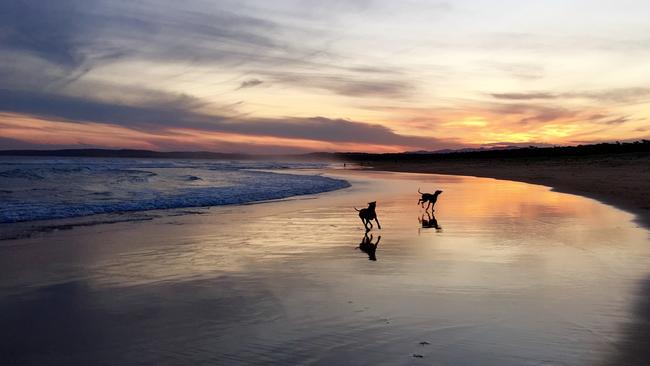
[{"left": 0, "top": 157, "right": 350, "bottom": 223}]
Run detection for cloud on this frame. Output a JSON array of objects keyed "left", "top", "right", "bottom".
[
  {"left": 0, "top": 89, "right": 199, "bottom": 130},
  {"left": 0, "top": 0, "right": 344, "bottom": 96},
  {"left": 237, "top": 79, "right": 264, "bottom": 90},
  {"left": 264, "top": 72, "right": 412, "bottom": 98},
  {"left": 488, "top": 102, "right": 577, "bottom": 124},
  {"left": 0, "top": 136, "right": 69, "bottom": 150},
  {"left": 566, "top": 88, "right": 650, "bottom": 104},
  {"left": 484, "top": 62, "right": 545, "bottom": 80},
  {"left": 2, "top": 0, "right": 647, "bottom": 151},
  {"left": 0, "top": 0, "right": 281, "bottom": 69},
  {"left": 0, "top": 0, "right": 413, "bottom": 111},
  {"left": 490, "top": 88, "right": 650, "bottom": 104},
  {"left": 583, "top": 114, "right": 631, "bottom": 125},
  {"left": 0, "top": 89, "right": 454, "bottom": 151},
  {"left": 490, "top": 92, "right": 557, "bottom": 100},
  {"left": 0, "top": 0, "right": 412, "bottom": 84},
  {"left": 0, "top": 0, "right": 88, "bottom": 68},
  {"left": 519, "top": 108, "right": 576, "bottom": 124},
  {"left": 601, "top": 116, "right": 630, "bottom": 125}
]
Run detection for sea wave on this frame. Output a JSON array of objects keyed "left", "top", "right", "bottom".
[{"left": 0, "top": 158, "right": 349, "bottom": 223}]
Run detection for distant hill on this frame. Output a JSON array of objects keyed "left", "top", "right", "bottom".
[
  {"left": 0, "top": 149, "right": 252, "bottom": 160},
  {"left": 333, "top": 140, "right": 650, "bottom": 162},
  {"left": 405, "top": 145, "right": 542, "bottom": 154},
  {"left": 1, "top": 141, "right": 648, "bottom": 161}
]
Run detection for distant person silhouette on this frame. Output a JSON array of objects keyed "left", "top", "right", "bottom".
[{"left": 358, "top": 233, "right": 380, "bottom": 261}]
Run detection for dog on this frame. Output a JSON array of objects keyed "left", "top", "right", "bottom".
[
  {"left": 355, "top": 201, "right": 381, "bottom": 231},
  {"left": 418, "top": 188, "right": 443, "bottom": 211},
  {"left": 358, "top": 233, "right": 380, "bottom": 261}
]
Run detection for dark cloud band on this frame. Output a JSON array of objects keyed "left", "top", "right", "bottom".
[{"left": 0, "top": 89, "right": 452, "bottom": 150}]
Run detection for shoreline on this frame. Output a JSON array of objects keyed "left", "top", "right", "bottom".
[
  {"left": 354, "top": 153, "right": 650, "bottom": 230},
  {"left": 3, "top": 157, "right": 649, "bottom": 240},
  {"left": 0, "top": 158, "right": 350, "bottom": 226},
  {"left": 0, "top": 186, "right": 351, "bottom": 242}
]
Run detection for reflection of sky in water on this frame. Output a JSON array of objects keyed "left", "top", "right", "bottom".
[{"left": 1, "top": 171, "right": 648, "bottom": 365}]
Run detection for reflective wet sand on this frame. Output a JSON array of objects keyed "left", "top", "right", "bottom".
[{"left": 1, "top": 170, "right": 649, "bottom": 365}]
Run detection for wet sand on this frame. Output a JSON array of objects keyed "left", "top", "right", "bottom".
[
  {"left": 1, "top": 170, "right": 649, "bottom": 365},
  {"left": 357, "top": 153, "right": 650, "bottom": 229}
]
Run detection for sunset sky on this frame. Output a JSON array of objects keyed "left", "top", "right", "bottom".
[{"left": 1, "top": 0, "right": 649, "bottom": 153}]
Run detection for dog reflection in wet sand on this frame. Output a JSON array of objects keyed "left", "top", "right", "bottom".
[
  {"left": 355, "top": 201, "right": 381, "bottom": 232},
  {"left": 419, "top": 212, "right": 442, "bottom": 232},
  {"left": 359, "top": 233, "right": 381, "bottom": 261}
]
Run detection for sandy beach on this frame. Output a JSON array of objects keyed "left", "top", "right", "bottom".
[
  {"left": 356, "top": 153, "right": 650, "bottom": 229},
  {"left": 1, "top": 169, "right": 649, "bottom": 365}
]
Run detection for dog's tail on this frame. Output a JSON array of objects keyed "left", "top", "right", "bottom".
[
  {"left": 354, "top": 207, "right": 360, "bottom": 212},
  {"left": 418, "top": 187, "right": 422, "bottom": 194}
]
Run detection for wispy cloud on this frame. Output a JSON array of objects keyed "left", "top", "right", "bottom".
[
  {"left": 264, "top": 72, "right": 412, "bottom": 98},
  {"left": 601, "top": 116, "right": 630, "bottom": 125},
  {"left": 490, "top": 87, "right": 650, "bottom": 104},
  {"left": 237, "top": 79, "right": 264, "bottom": 90},
  {"left": 566, "top": 88, "right": 650, "bottom": 104},
  {"left": 487, "top": 102, "right": 576, "bottom": 124},
  {"left": 490, "top": 92, "right": 557, "bottom": 100}
]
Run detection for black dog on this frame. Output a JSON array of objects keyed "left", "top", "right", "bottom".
[
  {"left": 358, "top": 233, "right": 380, "bottom": 261},
  {"left": 418, "top": 188, "right": 443, "bottom": 211},
  {"left": 355, "top": 201, "right": 381, "bottom": 231}
]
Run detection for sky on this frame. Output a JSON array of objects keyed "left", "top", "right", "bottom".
[{"left": 1, "top": 0, "right": 650, "bottom": 153}]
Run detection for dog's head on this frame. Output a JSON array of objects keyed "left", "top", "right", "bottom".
[
  {"left": 435, "top": 190, "right": 443, "bottom": 195},
  {"left": 367, "top": 201, "right": 377, "bottom": 208}
]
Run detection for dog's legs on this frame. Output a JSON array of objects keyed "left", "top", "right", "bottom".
[
  {"left": 426, "top": 201, "right": 432, "bottom": 211},
  {"left": 374, "top": 217, "right": 381, "bottom": 229}
]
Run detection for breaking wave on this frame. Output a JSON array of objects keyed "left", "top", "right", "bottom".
[{"left": 0, "top": 158, "right": 349, "bottom": 223}]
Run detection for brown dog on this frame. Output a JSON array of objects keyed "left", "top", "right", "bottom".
[
  {"left": 355, "top": 201, "right": 381, "bottom": 231},
  {"left": 418, "top": 188, "right": 443, "bottom": 212}
]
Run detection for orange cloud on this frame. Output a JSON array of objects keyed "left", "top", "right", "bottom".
[
  {"left": 0, "top": 113, "right": 158, "bottom": 149},
  {"left": 370, "top": 101, "right": 645, "bottom": 146},
  {"left": 0, "top": 113, "right": 412, "bottom": 153}
]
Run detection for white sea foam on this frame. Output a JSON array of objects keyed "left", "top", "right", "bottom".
[{"left": 0, "top": 158, "right": 349, "bottom": 223}]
